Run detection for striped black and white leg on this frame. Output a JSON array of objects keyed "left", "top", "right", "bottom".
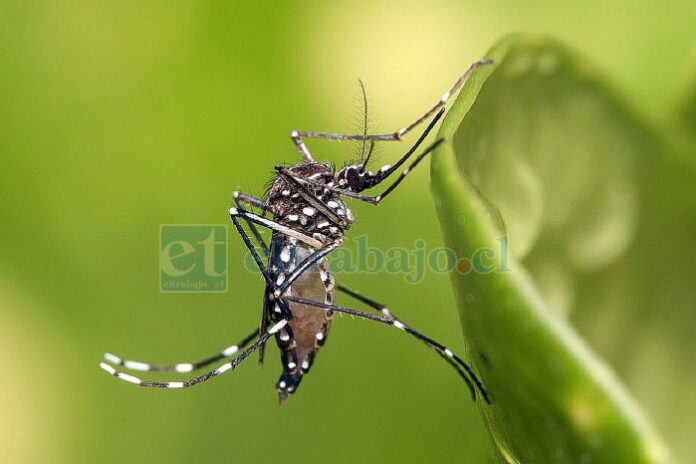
[
  {"left": 229, "top": 206, "right": 324, "bottom": 249},
  {"left": 281, "top": 295, "right": 490, "bottom": 403},
  {"left": 274, "top": 239, "right": 343, "bottom": 298},
  {"left": 289, "top": 59, "right": 493, "bottom": 162},
  {"left": 100, "top": 320, "right": 289, "bottom": 388},
  {"left": 100, "top": 208, "right": 281, "bottom": 386},
  {"left": 335, "top": 284, "right": 485, "bottom": 398},
  {"left": 336, "top": 284, "right": 393, "bottom": 317},
  {"left": 102, "top": 328, "right": 259, "bottom": 374},
  {"left": 233, "top": 191, "right": 269, "bottom": 211},
  {"left": 370, "top": 138, "right": 444, "bottom": 203},
  {"left": 355, "top": 105, "right": 444, "bottom": 194},
  {"left": 232, "top": 203, "right": 274, "bottom": 365},
  {"left": 228, "top": 206, "right": 303, "bottom": 363},
  {"left": 228, "top": 213, "right": 295, "bottom": 323},
  {"left": 233, "top": 191, "right": 271, "bottom": 257}
]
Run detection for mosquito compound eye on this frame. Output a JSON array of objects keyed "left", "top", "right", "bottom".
[{"left": 343, "top": 166, "right": 361, "bottom": 190}]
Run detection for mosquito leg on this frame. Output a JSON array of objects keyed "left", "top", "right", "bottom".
[
  {"left": 336, "top": 284, "right": 392, "bottom": 317},
  {"left": 289, "top": 59, "right": 492, "bottom": 160},
  {"left": 233, "top": 191, "right": 269, "bottom": 210},
  {"left": 371, "top": 138, "right": 444, "bottom": 203},
  {"left": 229, "top": 214, "right": 273, "bottom": 285},
  {"left": 290, "top": 130, "right": 315, "bottom": 163},
  {"left": 281, "top": 295, "right": 490, "bottom": 403},
  {"left": 233, "top": 191, "right": 271, "bottom": 257},
  {"left": 363, "top": 106, "right": 443, "bottom": 181},
  {"left": 229, "top": 206, "right": 323, "bottom": 248},
  {"left": 229, "top": 212, "right": 295, "bottom": 322},
  {"left": 274, "top": 238, "right": 344, "bottom": 297},
  {"left": 335, "top": 284, "right": 482, "bottom": 395},
  {"left": 228, "top": 199, "right": 274, "bottom": 364},
  {"left": 99, "top": 320, "right": 288, "bottom": 388},
  {"left": 103, "top": 328, "right": 259, "bottom": 374},
  {"left": 101, "top": 203, "right": 281, "bottom": 379}
]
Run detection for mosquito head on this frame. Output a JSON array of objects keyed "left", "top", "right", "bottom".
[{"left": 335, "top": 163, "right": 385, "bottom": 193}]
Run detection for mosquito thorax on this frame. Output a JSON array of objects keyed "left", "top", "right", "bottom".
[{"left": 267, "top": 162, "right": 354, "bottom": 238}]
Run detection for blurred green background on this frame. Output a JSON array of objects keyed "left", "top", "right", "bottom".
[{"left": 1, "top": 2, "right": 695, "bottom": 463}]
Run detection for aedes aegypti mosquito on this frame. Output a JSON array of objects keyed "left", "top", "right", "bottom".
[{"left": 101, "top": 59, "right": 493, "bottom": 405}]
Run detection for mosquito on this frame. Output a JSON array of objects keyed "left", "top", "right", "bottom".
[{"left": 100, "top": 59, "right": 493, "bottom": 405}]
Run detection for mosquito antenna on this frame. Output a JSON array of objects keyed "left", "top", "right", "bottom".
[
  {"left": 362, "top": 140, "right": 375, "bottom": 171},
  {"left": 358, "top": 78, "right": 369, "bottom": 171}
]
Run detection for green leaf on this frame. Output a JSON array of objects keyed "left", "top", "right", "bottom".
[{"left": 431, "top": 34, "right": 673, "bottom": 463}]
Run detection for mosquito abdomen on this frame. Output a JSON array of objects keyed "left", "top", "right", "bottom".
[{"left": 269, "top": 235, "right": 335, "bottom": 403}]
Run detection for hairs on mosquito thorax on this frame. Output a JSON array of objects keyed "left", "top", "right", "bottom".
[{"left": 263, "top": 175, "right": 279, "bottom": 201}]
